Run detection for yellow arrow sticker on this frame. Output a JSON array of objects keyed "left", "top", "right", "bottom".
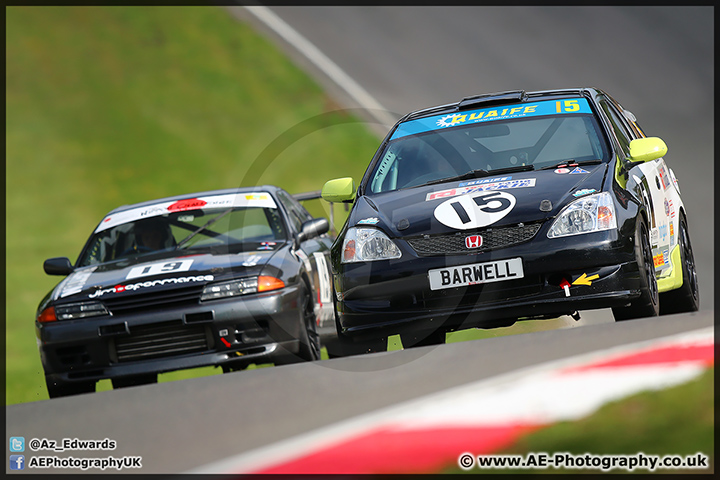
[{"left": 572, "top": 273, "right": 600, "bottom": 286}]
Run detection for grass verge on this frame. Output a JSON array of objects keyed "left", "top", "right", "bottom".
[{"left": 6, "top": 6, "right": 379, "bottom": 404}]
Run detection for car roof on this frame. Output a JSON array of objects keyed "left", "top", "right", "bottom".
[
  {"left": 105, "top": 185, "right": 285, "bottom": 215},
  {"left": 402, "top": 87, "right": 602, "bottom": 122}
]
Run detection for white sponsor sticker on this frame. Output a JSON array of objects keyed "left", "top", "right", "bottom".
[
  {"left": 126, "top": 260, "right": 194, "bottom": 280},
  {"left": 89, "top": 274, "right": 214, "bottom": 298},
  {"left": 242, "top": 255, "right": 262, "bottom": 267},
  {"left": 426, "top": 179, "right": 535, "bottom": 201},
  {"left": 58, "top": 266, "right": 98, "bottom": 298},
  {"left": 428, "top": 257, "right": 524, "bottom": 290},
  {"left": 434, "top": 191, "right": 516, "bottom": 230},
  {"left": 313, "top": 252, "right": 334, "bottom": 327}
]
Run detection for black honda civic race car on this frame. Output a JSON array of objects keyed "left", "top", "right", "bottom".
[
  {"left": 37, "top": 186, "right": 335, "bottom": 397},
  {"left": 321, "top": 87, "right": 698, "bottom": 354}
]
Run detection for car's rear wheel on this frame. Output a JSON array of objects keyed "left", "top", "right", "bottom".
[
  {"left": 46, "top": 378, "right": 95, "bottom": 398},
  {"left": 111, "top": 374, "right": 157, "bottom": 389},
  {"left": 400, "top": 329, "right": 446, "bottom": 348},
  {"left": 612, "top": 219, "right": 659, "bottom": 321},
  {"left": 659, "top": 215, "right": 699, "bottom": 314}
]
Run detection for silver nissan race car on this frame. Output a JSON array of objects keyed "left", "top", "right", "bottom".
[{"left": 37, "top": 186, "right": 335, "bottom": 397}]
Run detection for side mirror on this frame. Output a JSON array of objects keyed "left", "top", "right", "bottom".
[
  {"left": 629, "top": 137, "right": 668, "bottom": 163},
  {"left": 44, "top": 257, "right": 74, "bottom": 276},
  {"left": 321, "top": 177, "right": 355, "bottom": 203},
  {"left": 297, "top": 218, "right": 330, "bottom": 244}
]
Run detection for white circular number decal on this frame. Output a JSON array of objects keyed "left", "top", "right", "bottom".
[{"left": 434, "top": 191, "right": 516, "bottom": 230}]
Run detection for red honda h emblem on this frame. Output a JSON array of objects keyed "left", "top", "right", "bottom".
[{"left": 465, "top": 235, "right": 483, "bottom": 248}]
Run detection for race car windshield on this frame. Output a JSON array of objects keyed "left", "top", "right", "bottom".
[
  {"left": 77, "top": 206, "right": 287, "bottom": 267},
  {"left": 368, "top": 113, "right": 610, "bottom": 194}
]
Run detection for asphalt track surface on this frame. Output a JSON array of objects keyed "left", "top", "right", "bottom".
[{"left": 6, "top": 7, "right": 714, "bottom": 474}]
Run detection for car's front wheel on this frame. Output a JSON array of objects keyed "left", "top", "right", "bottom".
[
  {"left": 400, "top": 329, "right": 446, "bottom": 348},
  {"left": 46, "top": 378, "right": 95, "bottom": 398},
  {"left": 612, "top": 219, "right": 659, "bottom": 321},
  {"left": 111, "top": 374, "right": 157, "bottom": 389},
  {"left": 274, "top": 282, "right": 321, "bottom": 365},
  {"left": 297, "top": 282, "right": 322, "bottom": 362},
  {"left": 325, "top": 334, "right": 388, "bottom": 358},
  {"left": 659, "top": 215, "right": 699, "bottom": 314}
]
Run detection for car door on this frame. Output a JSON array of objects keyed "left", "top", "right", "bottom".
[
  {"left": 600, "top": 95, "right": 674, "bottom": 277},
  {"left": 277, "top": 190, "right": 335, "bottom": 329}
]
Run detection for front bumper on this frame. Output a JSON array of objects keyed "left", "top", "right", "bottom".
[
  {"left": 334, "top": 229, "right": 642, "bottom": 340},
  {"left": 38, "top": 284, "right": 303, "bottom": 385}
]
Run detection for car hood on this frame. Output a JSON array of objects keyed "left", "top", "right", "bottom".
[
  {"left": 352, "top": 165, "right": 608, "bottom": 237},
  {"left": 52, "top": 249, "right": 281, "bottom": 302}
]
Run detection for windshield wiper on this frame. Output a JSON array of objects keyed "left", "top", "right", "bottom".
[
  {"left": 419, "top": 164, "right": 535, "bottom": 187},
  {"left": 176, "top": 207, "right": 233, "bottom": 249},
  {"left": 539, "top": 159, "right": 603, "bottom": 170}
]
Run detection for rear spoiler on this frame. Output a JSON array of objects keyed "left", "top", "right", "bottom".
[
  {"left": 292, "top": 190, "right": 322, "bottom": 202},
  {"left": 293, "top": 190, "right": 339, "bottom": 236}
]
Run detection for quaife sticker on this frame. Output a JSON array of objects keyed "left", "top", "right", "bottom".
[{"left": 434, "top": 191, "right": 516, "bottom": 230}]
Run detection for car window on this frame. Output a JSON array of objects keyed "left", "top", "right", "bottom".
[
  {"left": 369, "top": 101, "right": 609, "bottom": 194},
  {"left": 598, "top": 97, "right": 634, "bottom": 156},
  {"left": 78, "top": 206, "right": 287, "bottom": 267},
  {"left": 276, "top": 191, "right": 312, "bottom": 233}
]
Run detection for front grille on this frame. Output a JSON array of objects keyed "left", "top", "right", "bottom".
[
  {"left": 113, "top": 321, "right": 211, "bottom": 363},
  {"left": 405, "top": 222, "right": 543, "bottom": 256},
  {"left": 102, "top": 284, "right": 204, "bottom": 315}
]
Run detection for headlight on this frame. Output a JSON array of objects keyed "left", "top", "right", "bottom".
[
  {"left": 547, "top": 191, "right": 617, "bottom": 238},
  {"left": 201, "top": 277, "right": 258, "bottom": 301},
  {"left": 342, "top": 227, "right": 402, "bottom": 263},
  {"left": 200, "top": 276, "right": 285, "bottom": 301},
  {"left": 53, "top": 302, "right": 110, "bottom": 321}
]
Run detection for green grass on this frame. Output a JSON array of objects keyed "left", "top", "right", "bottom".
[
  {"left": 6, "top": 6, "right": 379, "bottom": 404},
  {"left": 446, "top": 367, "right": 714, "bottom": 474}
]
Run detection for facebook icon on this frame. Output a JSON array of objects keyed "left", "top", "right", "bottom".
[{"left": 10, "top": 455, "right": 25, "bottom": 470}]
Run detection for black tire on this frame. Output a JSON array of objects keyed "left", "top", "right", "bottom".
[
  {"left": 400, "top": 329, "right": 446, "bottom": 348},
  {"left": 659, "top": 215, "right": 699, "bottom": 314},
  {"left": 297, "top": 282, "right": 322, "bottom": 362},
  {"left": 274, "top": 283, "right": 321, "bottom": 365},
  {"left": 612, "top": 219, "right": 659, "bottom": 321},
  {"left": 326, "top": 334, "right": 388, "bottom": 358},
  {"left": 221, "top": 363, "right": 249, "bottom": 374},
  {"left": 324, "top": 285, "right": 387, "bottom": 358},
  {"left": 111, "top": 374, "right": 157, "bottom": 389},
  {"left": 46, "top": 378, "right": 95, "bottom": 398}
]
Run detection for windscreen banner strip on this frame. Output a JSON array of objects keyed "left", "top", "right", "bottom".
[
  {"left": 95, "top": 193, "right": 277, "bottom": 233},
  {"left": 390, "top": 98, "right": 593, "bottom": 141}
]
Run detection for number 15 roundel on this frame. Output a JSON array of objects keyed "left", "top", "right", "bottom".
[{"left": 434, "top": 191, "right": 516, "bottom": 230}]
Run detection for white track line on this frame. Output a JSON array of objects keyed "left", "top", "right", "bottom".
[
  {"left": 190, "top": 326, "right": 713, "bottom": 474},
  {"left": 241, "top": 6, "right": 398, "bottom": 129}
]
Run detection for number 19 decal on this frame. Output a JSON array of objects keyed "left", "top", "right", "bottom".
[
  {"left": 434, "top": 191, "right": 517, "bottom": 230},
  {"left": 126, "top": 260, "right": 194, "bottom": 279}
]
